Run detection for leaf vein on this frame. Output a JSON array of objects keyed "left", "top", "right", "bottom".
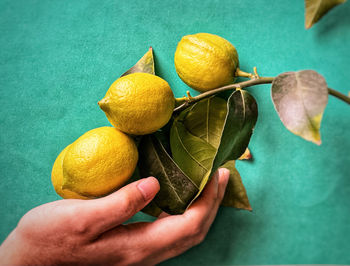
[
  {"left": 295, "top": 75, "right": 319, "bottom": 133},
  {"left": 150, "top": 140, "right": 186, "bottom": 204},
  {"left": 174, "top": 126, "right": 209, "bottom": 171}
]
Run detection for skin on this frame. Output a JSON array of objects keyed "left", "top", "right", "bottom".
[{"left": 0, "top": 168, "right": 230, "bottom": 266}]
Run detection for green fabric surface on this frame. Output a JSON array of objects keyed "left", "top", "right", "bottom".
[{"left": 1, "top": 0, "right": 349, "bottom": 265}]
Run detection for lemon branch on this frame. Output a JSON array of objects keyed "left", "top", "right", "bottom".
[
  {"left": 328, "top": 88, "right": 350, "bottom": 105},
  {"left": 174, "top": 76, "right": 275, "bottom": 113},
  {"left": 174, "top": 76, "right": 350, "bottom": 113}
]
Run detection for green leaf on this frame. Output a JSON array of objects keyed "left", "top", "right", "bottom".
[
  {"left": 153, "top": 119, "right": 173, "bottom": 154},
  {"left": 271, "top": 70, "right": 328, "bottom": 145},
  {"left": 221, "top": 161, "right": 252, "bottom": 211},
  {"left": 138, "top": 135, "right": 199, "bottom": 215},
  {"left": 211, "top": 90, "right": 258, "bottom": 173},
  {"left": 170, "top": 97, "right": 228, "bottom": 187},
  {"left": 184, "top": 96, "right": 227, "bottom": 149},
  {"left": 121, "top": 47, "right": 155, "bottom": 77},
  {"left": 171, "top": 115, "right": 217, "bottom": 186},
  {"left": 171, "top": 92, "right": 257, "bottom": 204},
  {"left": 305, "top": 0, "right": 346, "bottom": 29},
  {"left": 141, "top": 201, "right": 163, "bottom": 217}
]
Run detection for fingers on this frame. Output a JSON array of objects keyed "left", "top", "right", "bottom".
[
  {"left": 181, "top": 168, "right": 230, "bottom": 241},
  {"left": 217, "top": 168, "right": 231, "bottom": 204},
  {"left": 182, "top": 169, "right": 220, "bottom": 221},
  {"left": 77, "top": 177, "right": 160, "bottom": 236},
  {"left": 159, "top": 168, "right": 229, "bottom": 221},
  {"left": 162, "top": 168, "right": 229, "bottom": 249},
  {"left": 96, "top": 168, "right": 230, "bottom": 265}
]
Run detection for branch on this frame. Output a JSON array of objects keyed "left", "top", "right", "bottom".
[
  {"left": 174, "top": 77, "right": 274, "bottom": 113},
  {"left": 328, "top": 88, "right": 350, "bottom": 105},
  {"left": 174, "top": 77, "right": 350, "bottom": 113}
]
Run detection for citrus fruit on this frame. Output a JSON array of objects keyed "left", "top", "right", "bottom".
[
  {"left": 174, "top": 33, "right": 239, "bottom": 92},
  {"left": 61, "top": 127, "right": 138, "bottom": 197},
  {"left": 51, "top": 145, "right": 90, "bottom": 199},
  {"left": 98, "top": 72, "right": 175, "bottom": 135}
]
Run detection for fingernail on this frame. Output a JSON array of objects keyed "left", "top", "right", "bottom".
[
  {"left": 137, "top": 177, "right": 160, "bottom": 201},
  {"left": 218, "top": 168, "right": 230, "bottom": 188}
]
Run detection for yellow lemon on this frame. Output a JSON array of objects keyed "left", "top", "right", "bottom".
[
  {"left": 174, "top": 33, "right": 239, "bottom": 92},
  {"left": 51, "top": 145, "right": 90, "bottom": 199},
  {"left": 62, "top": 127, "right": 138, "bottom": 198},
  {"left": 98, "top": 72, "right": 175, "bottom": 135}
]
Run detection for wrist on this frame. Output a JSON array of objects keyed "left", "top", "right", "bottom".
[{"left": 0, "top": 229, "right": 34, "bottom": 266}]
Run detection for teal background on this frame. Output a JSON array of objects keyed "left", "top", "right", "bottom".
[{"left": 1, "top": 0, "right": 349, "bottom": 264}]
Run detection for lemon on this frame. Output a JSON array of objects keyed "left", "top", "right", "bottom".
[
  {"left": 51, "top": 145, "right": 90, "bottom": 199},
  {"left": 62, "top": 127, "right": 138, "bottom": 198},
  {"left": 98, "top": 73, "right": 175, "bottom": 135},
  {"left": 174, "top": 33, "right": 239, "bottom": 92}
]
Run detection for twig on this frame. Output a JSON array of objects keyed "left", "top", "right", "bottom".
[
  {"left": 174, "top": 77, "right": 350, "bottom": 113},
  {"left": 328, "top": 88, "right": 350, "bottom": 105},
  {"left": 174, "top": 77, "right": 274, "bottom": 113}
]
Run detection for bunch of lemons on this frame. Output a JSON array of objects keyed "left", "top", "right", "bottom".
[{"left": 52, "top": 33, "right": 240, "bottom": 199}]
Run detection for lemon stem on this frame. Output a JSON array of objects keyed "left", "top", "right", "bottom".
[
  {"left": 253, "top": 67, "right": 260, "bottom": 79},
  {"left": 186, "top": 91, "right": 193, "bottom": 99},
  {"left": 235, "top": 68, "right": 253, "bottom": 78},
  {"left": 235, "top": 67, "right": 261, "bottom": 80},
  {"left": 175, "top": 91, "right": 195, "bottom": 104}
]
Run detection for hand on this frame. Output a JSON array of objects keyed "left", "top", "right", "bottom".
[{"left": 0, "top": 168, "right": 230, "bottom": 266}]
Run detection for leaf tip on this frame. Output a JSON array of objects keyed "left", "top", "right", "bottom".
[
  {"left": 309, "top": 131, "right": 321, "bottom": 145},
  {"left": 238, "top": 148, "right": 253, "bottom": 160},
  {"left": 244, "top": 205, "right": 253, "bottom": 212},
  {"left": 305, "top": 22, "right": 312, "bottom": 29},
  {"left": 314, "top": 139, "right": 322, "bottom": 146}
]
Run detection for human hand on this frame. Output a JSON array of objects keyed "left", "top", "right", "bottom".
[{"left": 0, "top": 168, "right": 230, "bottom": 266}]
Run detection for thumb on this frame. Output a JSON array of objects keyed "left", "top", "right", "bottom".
[{"left": 80, "top": 177, "right": 160, "bottom": 235}]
